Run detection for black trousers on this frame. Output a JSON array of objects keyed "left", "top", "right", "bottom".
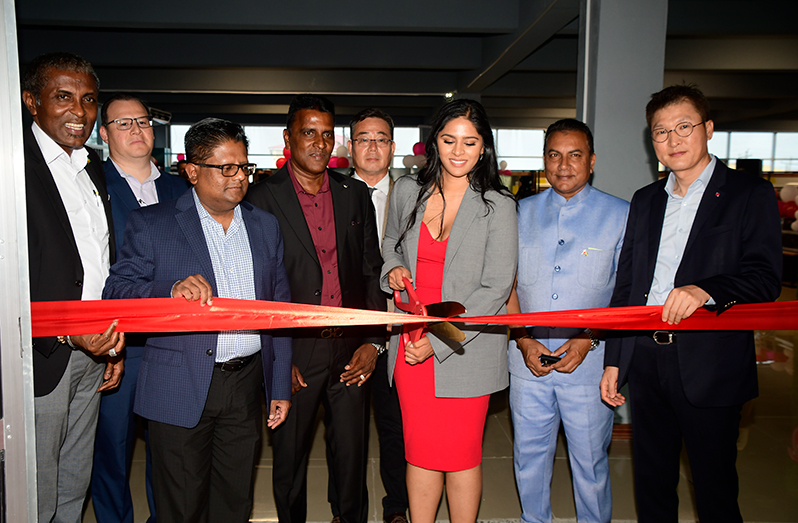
[
  {"left": 149, "top": 352, "right": 263, "bottom": 523},
  {"left": 628, "top": 336, "right": 743, "bottom": 523},
  {"left": 272, "top": 337, "right": 370, "bottom": 523},
  {"left": 329, "top": 351, "right": 408, "bottom": 519}
]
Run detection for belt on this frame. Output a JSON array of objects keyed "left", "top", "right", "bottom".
[
  {"left": 318, "top": 327, "right": 344, "bottom": 339},
  {"left": 214, "top": 353, "right": 257, "bottom": 372},
  {"left": 648, "top": 330, "right": 677, "bottom": 345}
]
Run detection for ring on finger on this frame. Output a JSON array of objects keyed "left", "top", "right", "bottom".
[
  {"left": 109, "top": 348, "right": 118, "bottom": 358},
  {"left": 360, "top": 374, "right": 365, "bottom": 380}
]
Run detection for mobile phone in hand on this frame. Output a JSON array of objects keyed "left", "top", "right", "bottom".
[{"left": 539, "top": 354, "right": 561, "bottom": 366}]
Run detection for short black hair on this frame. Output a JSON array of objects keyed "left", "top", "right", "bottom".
[
  {"left": 286, "top": 94, "right": 335, "bottom": 133},
  {"left": 21, "top": 52, "right": 99, "bottom": 104},
  {"left": 646, "top": 84, "right": 710, "bottom": 129},
  {"left": 101, "top": 93, "right": 149, "bottom": 126},
  {"left": 544, "top": 119, "right": 595, "bottom": 156},
  {"left": 349, "top": 108, "right": 394, "bottom": 140},
  {"left": 185, "top": 118, "right": 248, "bottom": 164}
]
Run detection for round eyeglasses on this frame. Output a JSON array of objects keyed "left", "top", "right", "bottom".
[
  {"left": 651, "top": 121, "right": 705, "bottom": 143},
  {"left": 192, "top": 163, "right": 257, "bottom": 177},
  {"left": 109, "top": 117, "right": 152, "bottom": 130}
]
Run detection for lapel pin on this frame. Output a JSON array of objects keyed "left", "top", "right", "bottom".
[
  {"left": 343, "top": 183, "right": 348, "bottom": 188},
  {"left": 715, "top": 192, "right": 720, "bottom": 197}
]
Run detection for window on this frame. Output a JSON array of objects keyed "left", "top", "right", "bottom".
[{"left": 496, "top": 129, "right": 545, "bottom": 171}]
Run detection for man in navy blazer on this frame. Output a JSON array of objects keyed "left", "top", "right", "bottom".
[
  {"left": 600, "top": 86, "right": 782, "bottom": 522},
  {"left": 92, "top": 93, "right": 188, "bottom": 523},
  {"left": 104, "top": 118, "right": 292, "bottom": 522}
]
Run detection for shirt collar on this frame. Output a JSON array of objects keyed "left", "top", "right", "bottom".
[
  {"left": 110, "top": 158, "right": 161, "bottom": 185},
  {"left": 549, "top": 182, "right": 592, "bottom": 207},
  {"left": 287, "top": 160, "right": 330, "bottom": 195},
  {"left": 192, "top": 187, "right": 242, "bottom": 226},
  {"left": 352, "top": 171, "right": 390, "bottom": 194},
  {"left": 31, "top": 121, "right": 89, "bottom": 171},
  {"left": 664, "top": 155, "right": 717, "bottom": 198}
]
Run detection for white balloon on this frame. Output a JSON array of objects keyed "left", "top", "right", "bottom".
[
  {"left": 794, "top": 209, "right": 798, "bottom": 220},
  {"left": 791, "top": 220, "right": 798, "bottom": 232},
  {"left": 336, "top": 146, "right": 348, "bottom": 158},
  {"left": 780, "top": 183, "right": 798, "bottom": 202},
  {"left": 413, "top": 154, "right": 426, "bottom": 168},
  {"left": 402, "top": 155, "right": 415, "bottom": 168},
  {"left": 499, "top": 160, "right": 508, "bottom": 171}
]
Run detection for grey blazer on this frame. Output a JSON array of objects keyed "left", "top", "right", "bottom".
[{"left": 380, "top": 175, "right": 518, "bottom": 398}]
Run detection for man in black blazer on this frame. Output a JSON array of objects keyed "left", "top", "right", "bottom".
[
  {"left": 21, "top": 52, "right": 124, "bottom": 523},
  {"left": 600, "top": 85, "right": 782, "bottom": 523},
  {"left": 245, "top": 94, "right": 386, "bottom": 523}
]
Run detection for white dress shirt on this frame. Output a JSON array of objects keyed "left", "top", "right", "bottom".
[
  {"left": 111, "top": 158, "right": 161, "bottom": 206},
  {"left": 352, "top": 171, "right": 390, "bottom": 246},
  {"left": 31, "top": 122, "right": 110, "bottom": 301},
  {"left": 647, "top": 155, "right": 717, "bottom": 306}
]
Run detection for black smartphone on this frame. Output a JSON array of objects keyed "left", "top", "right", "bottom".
[{"left": 539, "top": 354, "right": 561, "bottom": 366}]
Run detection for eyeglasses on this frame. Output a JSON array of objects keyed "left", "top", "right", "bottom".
[
  {"left": 352, "top": 137, "right": 393, "bottom": 148},
  {"left": 192, "top": 162, "right": 257, "bottom": 177},
  {"left": 651, "top": 121, "right": 705, "bottom": 143},
  {"left": 108, "top": 117, "right": 152, "bottom": 130}
]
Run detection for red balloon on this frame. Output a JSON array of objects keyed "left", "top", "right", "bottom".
[
  {"left": 412, "top": 142, "right": 425, "bottom": 156},
  {"left": 328, "top": 157, "right": 339, "bottom": 168},
  {"left": 337, "top": 157, "right": 349, "bottom": 169},
  {"left": 283, "top": 147, "right": 291, "bottom": 159},
  {"left": 276, "top": 158, "right": 287, "bottom": 169}
]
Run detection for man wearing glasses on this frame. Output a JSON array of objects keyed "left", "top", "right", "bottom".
[
  {"left": 92, "top": 93, "right": 187, "bottom": 523},
  {"left": 600, "top": 85, "right": 782, "bottom": 522},
  {"left": 104, "top": 118, "right": 293, "bottom": 522}
]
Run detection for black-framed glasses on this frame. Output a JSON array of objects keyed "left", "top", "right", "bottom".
[
  {"left": 352, "top": 137, "right": 393, "bottom": 148},
  {"left": 109, "top": 117, "right": 152, "bottom": 130},
  {"left": 192, "top": 162, "right": 257, "bottom": 177},
  {"left": 651, "top": 121, "right": 705, "bottom": 143}
]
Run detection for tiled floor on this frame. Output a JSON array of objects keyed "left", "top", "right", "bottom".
[{"left": 84, "top": 288, "right": 798, "bottom": 522}]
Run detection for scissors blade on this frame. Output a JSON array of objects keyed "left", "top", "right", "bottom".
[
  {"left": 425, "top": 301, "right": 466, "bottom": 318},
  {"left": 428, "top": 321, "right": 466, "bottom": 342}
]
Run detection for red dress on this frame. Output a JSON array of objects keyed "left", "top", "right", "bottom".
[{"left": 394, "top": 222, "right": 490, "bottom": 471}]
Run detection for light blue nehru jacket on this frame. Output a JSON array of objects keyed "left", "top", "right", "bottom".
[{"left": 510, "top": 184, "right": 629, "bottom": 385}]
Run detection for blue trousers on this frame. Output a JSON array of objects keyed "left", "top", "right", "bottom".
[
  {"left": 91, "top": 349, "right": 155, "bottom": 523},
  {"left": 510, "top": 374, "right": 613, "bottom": 523}
]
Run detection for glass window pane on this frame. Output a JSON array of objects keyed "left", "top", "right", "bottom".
[
  {"left": 244, "top": 126, "right": 287, "bottom": 169},
  {"left": 728, "top": 132, "right": 774, "bottom": 161},
  {"left": 169, "top": 124, "right": 191, "bottom": 164},
  {"left": 775, "top": 133, "right": 798, "bottom": 172},
  {"left": 496, "top": 129, "right": 544, "bottom": 172},
  {"left": 708, "top": 131, "right": 729, "bottom": 160},
  {"left": 391, "top": 128, "right": 422, "bottom": 169}
]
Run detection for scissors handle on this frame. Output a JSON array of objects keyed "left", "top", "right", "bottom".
[{"left": 394, "top": 276, "right": 426, "bottom": 344}]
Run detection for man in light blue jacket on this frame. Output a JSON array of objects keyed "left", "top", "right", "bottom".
[{"left": 507, "top": 119, "right": 629, "bottom": 523}]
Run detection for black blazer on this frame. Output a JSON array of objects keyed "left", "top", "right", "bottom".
[
  {"left": 245, "top": 165, "right": 386, "bottom": 371},
  {"left": 24, "top": 125, "right": 115, "bottom": 397},
  {"left": 605, "top": 160, "right": 782, "bottom": 408}
]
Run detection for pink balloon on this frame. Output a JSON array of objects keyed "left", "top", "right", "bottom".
[
  {"left": 337, "top": 157, "right": 349, "bottom": 168},
  {"left": 276, "top": 158, "right": 287, "bottom": 169},
  {"left": 177, "top": 153, "right": 185, "bottom": 161},
  {"left": 412, "top": 142, "right": 425, "bottom": 156},
  {"left": 328, "top": 157, "right": 339, "bottom": 168}
]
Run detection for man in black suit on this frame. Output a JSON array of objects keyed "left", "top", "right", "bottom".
[
  {"left": 245, "top": 94, "right": 386, "bottom": 523},
  {"left": 600, "top": 85, "right": 782, "bottom": 523},
  {"left": 21, "top": 52, "right": 125, "bottom": 523}
]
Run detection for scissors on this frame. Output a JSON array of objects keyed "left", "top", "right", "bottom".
[{"left": 393, "top": 277, "right": 467, "bottom": 346}]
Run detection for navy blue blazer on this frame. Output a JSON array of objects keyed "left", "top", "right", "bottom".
[
  {"left": 104, "top": 159, "right": 189, "bottom": 261},
  {"left": 605, "top": 160, "right": 782, "bottom": 408},
  {"left": 103, "top": 190, "right": 293, "bottom": 428}
]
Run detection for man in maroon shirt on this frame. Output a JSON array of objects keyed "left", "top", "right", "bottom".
[{"left": 245, "top": 94, "right": 386, "bottom": 523}]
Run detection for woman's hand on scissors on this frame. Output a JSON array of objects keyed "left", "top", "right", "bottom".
[{"left": 388, "top": 266, "right": 413, "bottom": 291}]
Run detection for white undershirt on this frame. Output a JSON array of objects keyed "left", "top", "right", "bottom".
[
  {"left": 32, "top": 122, "right": 110, "bottom": 300},
  {"left": 111, "top": 158, "right": 161, "bottom": 206}
]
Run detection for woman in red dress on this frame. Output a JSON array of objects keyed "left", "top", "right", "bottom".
[{"left": 380, "top": 100, "right": 518, "bottom": 523}]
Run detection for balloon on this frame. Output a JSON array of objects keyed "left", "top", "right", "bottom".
[
  {"left": 336, "top": 146, "right": 348, "bottom": 158},
  {"left": 413, "top": 154, "right": 426, "bottom": 168},
  {"left": 795, "top": 209, "right": 798, "bottom": 220},
  {"left": 792, "top": 220, "right": 798, "bottom": 232},
  {"left": 337, "top": 157, "right": 349, "bottom": 169},
  {"left": 412, "top": 142, "right": 425, "bottom": 156},
  {"left": 177, "top": 153, "right": 185, "bottom": 161},
  {"left": 276, "top": 158, "right": 286, "bottom": 169},
  {"left": 499, "top": 160, "right": 508, "bottom": 170},
  {"left": 328, "top": 157, "right": 339, "bottom": 168},
  {"left": 283, "top": 147, "right": 291, "bottom": 159},
  {"left": 780, "top": 183, "right": 798, "bottom": 202},
  {"left": 402, "top": 155, "right": 415, "bottom": 168}
]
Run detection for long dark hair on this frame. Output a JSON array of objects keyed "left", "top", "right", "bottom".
[{"left": 396, "top": 99, "right": 513, "bottom": 250}]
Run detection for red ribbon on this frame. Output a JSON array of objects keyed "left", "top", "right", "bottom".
[{"left": 29, "top": 298, "right": 798, "bottom": 338}]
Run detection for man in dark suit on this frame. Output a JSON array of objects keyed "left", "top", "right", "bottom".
[
  {"left": 21, "top": 52, "right": 125, "bottom": 523},
  {"left": 245, "top": 94, "right": 386, "bottom": 523},
  {"left": 600, "top": 85, "right": 782, "bottom": 523},
  {"left": 91, "top": 93, "right": 188, "bottom": 523},
  {"left": 103, "top": 118, "right": 292, "bottom": 522}
]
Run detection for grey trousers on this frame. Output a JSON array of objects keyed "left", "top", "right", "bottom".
[{"left": 35, "top": 349, "right": 105, "bottom": 523}]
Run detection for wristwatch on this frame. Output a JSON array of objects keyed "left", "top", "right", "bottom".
[
  {"left": 584, "top": 329, "right": 599, "bottom": 350},
  {"left": 371, "top": 342, "right": 386, "bottom": 355}
]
